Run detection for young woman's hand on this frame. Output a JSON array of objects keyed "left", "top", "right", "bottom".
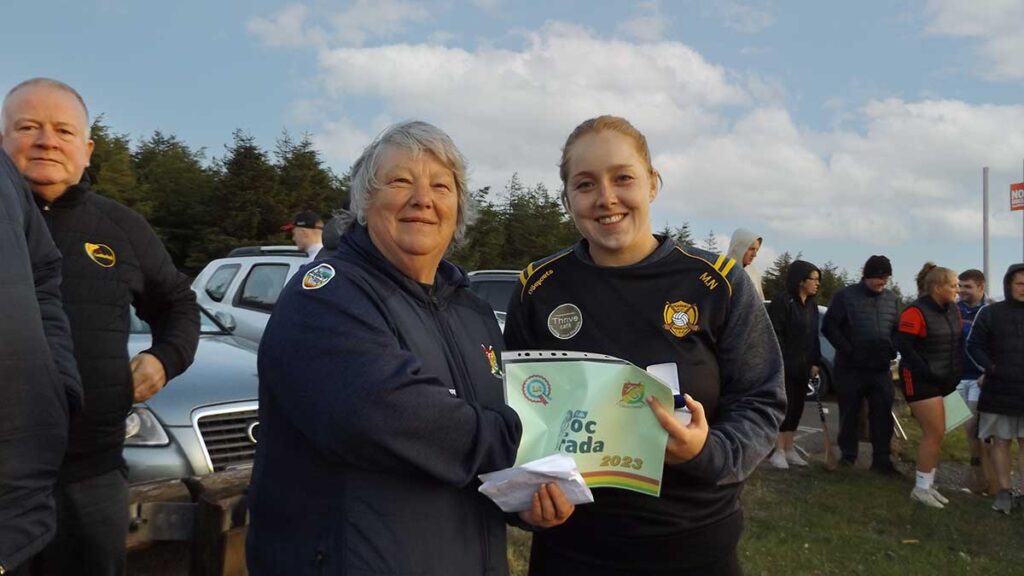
[
  {"left": 518, "top": 482, "right": 575, "bottom": 529},
  {"left": 646, "top": 393, "right": 709, "bottom": 465}
]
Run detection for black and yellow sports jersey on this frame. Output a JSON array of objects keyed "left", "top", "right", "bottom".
[{"left": 505, "top": 237, "right": 785, "bottom": 574}]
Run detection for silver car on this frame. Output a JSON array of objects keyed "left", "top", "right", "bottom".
[
  {"left": 191, "top": 246, "right": 310, "bottom": 343},
  {"left": 125, "top": 306, "right": 259, "bottom": 485}
]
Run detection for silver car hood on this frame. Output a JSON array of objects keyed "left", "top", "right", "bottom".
[{"left": 128, "top": 333, "right": 259, "bottom": 427}]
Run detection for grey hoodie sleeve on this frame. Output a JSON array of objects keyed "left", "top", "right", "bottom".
[{"left": 675, "top": 264, "right": 786, "bottom": 484}]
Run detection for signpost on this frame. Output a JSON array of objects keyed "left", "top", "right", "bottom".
[
  {"left": 1013, "top": 183, "right": 1024, "bottom": 211},
  {"left": 1015, "top": 162, "right": 1024, "bottom": 259}
]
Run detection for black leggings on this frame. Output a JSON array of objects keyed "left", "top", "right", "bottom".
[{"left": 780, "top": 376, "right": 808, "bottom": 432}]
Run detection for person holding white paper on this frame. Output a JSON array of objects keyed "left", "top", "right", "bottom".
[
  {"left": 896, "top": 263, "right": 963, "bottom": 508},
  {"left": 248, "top": 121, "right": 572, "bottom": 576},
  {"left": 505, "top": 115, "right": 785, "bottom": 575}
]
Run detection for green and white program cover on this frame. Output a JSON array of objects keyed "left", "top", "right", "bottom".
[{"left": 502, "top": 351, "right": 674, "bottom": 497}]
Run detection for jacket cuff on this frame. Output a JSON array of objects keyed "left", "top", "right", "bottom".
[
  {"left": 141, "top": 345, "right": 185, "bottom": 382},
  {"left": 672, "top": 433, "right": 719, "bottom": 484}
]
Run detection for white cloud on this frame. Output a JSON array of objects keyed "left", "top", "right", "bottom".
[
  {"left": 247, "top": 1, "right": 432, "bottom": 49},
  {"left": 618, "top": 1, "right": 669, "bottom": 42},
  {"left": 704, "top": 1, "right": 775, "bottom": 34},
  {"left": 925, "top": 0, "right": 1024, "bottom": 80},
  {"left": 313, "top": 22, "right": 747, "bottom": 187},
  {"left": 247, "top": 4, "right": 325, "bottom": 49},
  {"left": 253, "top": 18, "right": 1024, "bottom": 256},
  {"left": 330, "top": 0, "right": 431, "bottom": 46}
]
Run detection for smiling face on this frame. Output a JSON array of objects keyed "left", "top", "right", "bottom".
[
  {"left": 933, "top": 272, "right": 959, "bottom": 305},
  {"left": 563, "top": 130, "right": 658, "bottom": 267},
  {"left": 365, "top": 145, "right": 458, "bottom": 283},
  {"left": 958, "top": 278, "right": 984, "bottom": 305},
  {"left": 1, "top": 83, "right": 93, "bottom": 202}
]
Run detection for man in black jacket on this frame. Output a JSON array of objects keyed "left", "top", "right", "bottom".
[
  {"left": 2, "top": 78, "right": 199, "bottom": 575},
  {"left": 967, "top": 263, "right": 1024, "bottom": 514},
  {"left": 822, "top": 255, "right": 900, "bottom": 473},
  {"left": 0, "top": 151, "right": 81, "bottom": 575}
]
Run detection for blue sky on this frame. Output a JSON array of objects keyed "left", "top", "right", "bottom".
[{"left": 3, "top": 0, "right": 1024, "bottom": 295}]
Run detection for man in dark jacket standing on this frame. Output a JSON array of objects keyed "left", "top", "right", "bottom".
[
  {"left": 2, "top": 78, "right": 199, "bottom": 575},
  {"left": 822, "top": 255, "right": 900, "bottom": 473},
  {"left": 0, "top": 151, "right": 80, "bottom": 575},
  {"left": 967, "top": 263, "right": 1024, "bottom": 514}
]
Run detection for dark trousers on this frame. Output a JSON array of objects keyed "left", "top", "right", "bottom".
[
  {"left": 780, "top": 376, "right": 808, "bottom": 432},
  {"left": 835, "top": 366, "right": 894, "bottom": 465},
  {"left": 31, "top": 468, "right": 129, "bottom": 576}
]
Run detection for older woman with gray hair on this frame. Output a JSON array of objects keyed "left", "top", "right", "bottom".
[{"left": 247, "top": 120, "right": 572, "bottom": 576}]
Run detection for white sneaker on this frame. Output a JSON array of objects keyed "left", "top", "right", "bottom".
[
  {"left": 929, "top": 487, "right": 949, "bottom": 505},
  {"left": 768, "top": 450, "right": 789, "bottom": 469},
  {"left": 785, "top": 449, "right": 808, "bottom": 467},
  {"left": 911, "top": 487, "right": 945, "bottom": 509}
]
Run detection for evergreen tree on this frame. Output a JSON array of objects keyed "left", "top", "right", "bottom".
[
  {"left": 700, "top": 229, "right": 720, "bottom": 253},
  {"left": 658, "top": 222, "right": 694, "bottom": 246},
  {"left": 450, "top": 187, "right": 503, "bottom": 270},
  {"left": 133, "top": 131, "right": 217, "bottom": 274},
  {"left": 817, "top": 261, "right": 850, "bottom": 306},
  {"left": 87, "top": 117, "right": 144, "bottom": 214},
  {"left": 762, "top": 251, "right": 794, "bottom": 300},
  {"left": 204, "top": 130, "right": 281, "bottom": 259},
  {"left": 276, "top": 132, "right": 349, "bottom": 217}
]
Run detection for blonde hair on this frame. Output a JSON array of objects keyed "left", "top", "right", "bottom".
[
  {"left": 916, "top": 262, "right": 956, "bottom": 297},
  {"left": 557, "top": 115, "right": 660, "bottom": 210}
]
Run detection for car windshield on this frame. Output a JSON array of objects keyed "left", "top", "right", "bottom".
[{"left": 129, "top": 306, "right": 227, "bottom": 335}]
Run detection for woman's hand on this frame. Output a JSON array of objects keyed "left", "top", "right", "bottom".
[
  {"left": 517, "top": 482, "right": 575, "bottom": 529},
  {"left": 646, "top": 393, "right": 709, "bottom": 465}
]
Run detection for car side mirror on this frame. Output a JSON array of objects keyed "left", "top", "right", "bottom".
[{"left": 214, "top": 311, "right": 237, "bottom": 332}]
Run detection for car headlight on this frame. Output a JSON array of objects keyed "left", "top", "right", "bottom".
[{"left": 125, "top": 407, "right": 170, "bottom": 446}]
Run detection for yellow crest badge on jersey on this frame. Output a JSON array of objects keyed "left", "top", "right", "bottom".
[
  {"left": 302, "top": 264, "right": 335, "bottom": 290},
  {"left": 662, "top": 300, "right": 699, "bottom": 338},
  {"left": 84, "top": 242, "right": 116, "bottom": 268}
]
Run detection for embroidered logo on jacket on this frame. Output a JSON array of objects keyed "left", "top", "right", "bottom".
[
  {"left": 522, "top": 375, "right": 551, "bottom": 405},
  {"left": 481, "top": 345, "right": 502, "bottom": 378},
  {"left": 302, "top": 264, "right": 335, "bottom": 290},
  {"left": 663, "top": 300, "right": 700, "bottom": 338},
  {"left": 617, "top": 381, "right": 646, "bottom": 408},
  {"left": 547, "top": 303, "right": 583, "bottom": 340},
  {"left": 84, "top": 242, "right": 116, "bottom": 268}
]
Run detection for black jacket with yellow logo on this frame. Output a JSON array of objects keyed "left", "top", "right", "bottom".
[
  {"left": 36, "top": 180, "right": 199, "bottom": 482},
  {"left": 504, "top": 237, "right": 784, "bottom": 572}
]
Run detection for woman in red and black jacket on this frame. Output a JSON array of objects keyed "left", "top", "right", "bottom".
[{"left": 896, "top": 263, "right": 962, "bottom": 508}]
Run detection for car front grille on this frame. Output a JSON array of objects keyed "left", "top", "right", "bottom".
[{"left": 193, "top": 403, "right": 258, "bottom": 473}]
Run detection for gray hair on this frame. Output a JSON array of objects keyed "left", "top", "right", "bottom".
[
  {"left": 348, "top": 120, "right": 475, "bottom": 243},
  {"left": 2, "top": 78, "right": 91, "bottom": 137}
]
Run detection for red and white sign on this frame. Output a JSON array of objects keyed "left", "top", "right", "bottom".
[{"left": 1012, "top": 182, "right": 1024, "bottom": 211}]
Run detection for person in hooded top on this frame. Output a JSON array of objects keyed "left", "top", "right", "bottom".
[
  {"left": 766, "top": 260, "right": 823, "bottom": 469},
  {"left": 726, "top": 228, "right": 764, "bottom": 301},
  {"left": 967, "top": 263, "right": 1024, "bottom": 514}
]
